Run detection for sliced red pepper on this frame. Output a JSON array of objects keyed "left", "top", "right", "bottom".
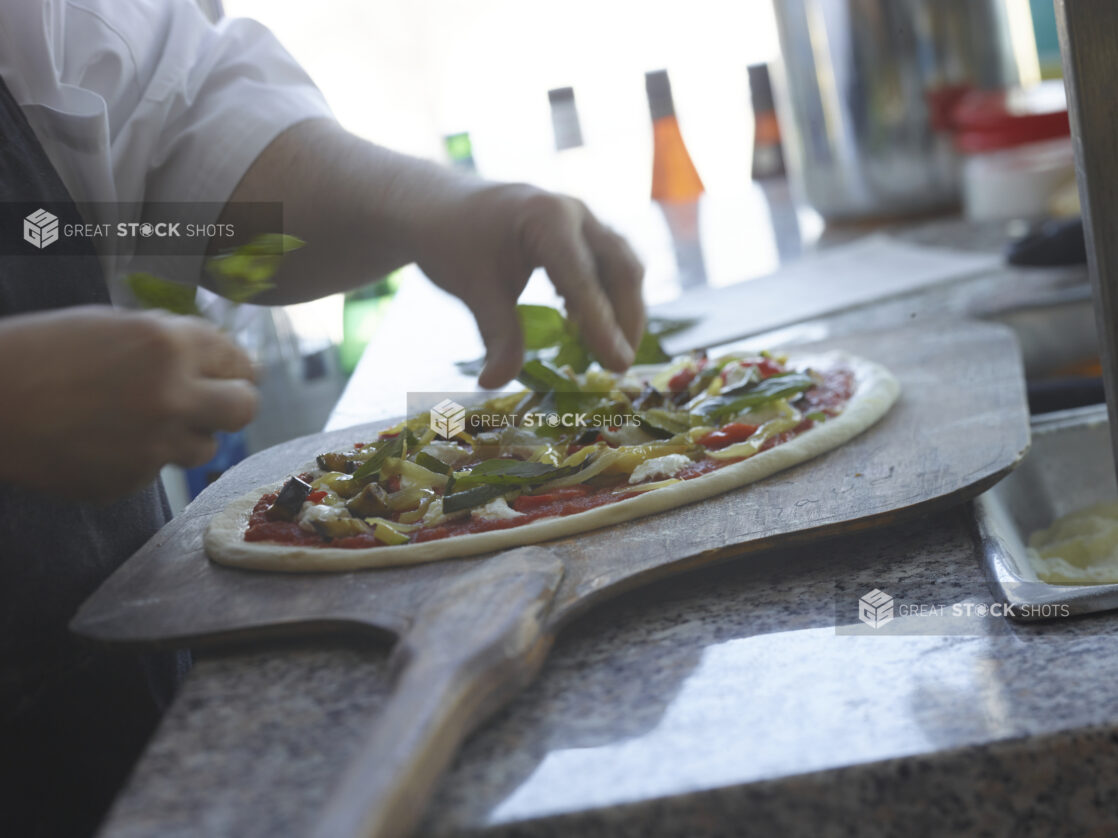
[
  {"left": 721, "top": 357, "right": 784, "bottom": 384},
  {"left": 757, "top": 357, "right": 782, "bottom": 378},
  {"left": 698, "top": 422, "right": 759, "bottom": 451},
  {"left": 668, "top": 366, "right": 697, "bottom": 393},
  {"left": 306, "top": 490, "right": 328, "bottom": 504}
]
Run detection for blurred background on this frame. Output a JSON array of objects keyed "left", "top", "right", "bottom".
[
  {"left": 224, "top": 0, "right": 803, "bottom": 305},
  {"left": 170, "top": 0, "right": 1069, "bottom": 507}
]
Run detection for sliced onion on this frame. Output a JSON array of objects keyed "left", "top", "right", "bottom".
[
  {"left": 530, "top": 449, "right": 621, "bottom": 492},
  {"left": 362, "top": 516, "right": 423, "bottom": 533}
]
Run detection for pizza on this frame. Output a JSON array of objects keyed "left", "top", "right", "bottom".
[{"left": 204, "top": 348, "right": 899, "bottom": 571}]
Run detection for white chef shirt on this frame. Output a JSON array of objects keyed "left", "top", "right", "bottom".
[{"left": 0, "top": 0, "right": 333, "bottom": 286}]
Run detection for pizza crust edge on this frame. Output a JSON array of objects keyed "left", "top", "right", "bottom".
[{"left": 203, "top": 351, "right": 900, "bottom": 572}]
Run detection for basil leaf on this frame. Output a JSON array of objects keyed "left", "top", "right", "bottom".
[
  {"left": 234, "top": 233, "right": 305, "bottom": 256},
  {"left": 458, "top": 306, "right": 699, "bottom": 379},
  {"left": 692, "top": 372, "right": 815, "bottom": 424},
  {"left": 633, "top": 330, "right": 671, "bottom": 365},
  {"left": 518, "top": 304, "right": 569, "bottom": 350},
  {"left": 552, "top": 334, "right": 592, "bottom": 373},
  {"left": 205, "top": 234, "right": 305, "bottom": 303},
  {"left": 126, "top": 273, "right": 200, "bottom": 316},
  {"left": 353, "top": 435, "right": 403, "bottom": 483},
  {"left": 517, "top": 359, "right": 578, "bottom": 394}
]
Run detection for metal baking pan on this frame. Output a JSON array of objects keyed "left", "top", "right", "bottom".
[{"left": 973, "top": 404, "right": 1118, "bottom": 619}]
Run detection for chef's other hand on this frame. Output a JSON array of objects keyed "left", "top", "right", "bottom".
[
  {"left": 0, "top": 306, "right": 258, "bottom": 502},
  {"left": 413, "top": 184, "right": 645, "bottom": 389}
]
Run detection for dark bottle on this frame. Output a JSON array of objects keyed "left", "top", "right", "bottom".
[
  {"left": 748, "top": 64, "right": 786, "bottom": 180},
  {"left": 548, "top": 87, "right": 585, "bottom": 151},
  {"left": 747, "top": 64, "right": 800, "bottom": 262},
  {"left": 547, "top": 86, "right": 594, "bottom": 202}
]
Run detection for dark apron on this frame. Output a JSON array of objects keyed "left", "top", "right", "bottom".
[{"left": 0, "top": 76, "right": 185, "bottom": 837}]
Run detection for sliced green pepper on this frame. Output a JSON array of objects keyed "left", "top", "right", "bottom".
[
  {"left": 415, "top": 451, "right": 451, "bottom": 474},
  {"left": 450, "top": 458, "right": 585, "bottom": 491},
  {"left": 373, "top": 519, "right": 410, "bottom": 546},
  {"left": 353, "top": 435, "right": 403, "bottom": 484},
  {"left": 441, "top": 484, "right": 509, "bottom": 515}
]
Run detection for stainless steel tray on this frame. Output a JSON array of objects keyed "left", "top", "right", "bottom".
[{"left": 973, "top": 404, "right": 1118, "bottom": 619}]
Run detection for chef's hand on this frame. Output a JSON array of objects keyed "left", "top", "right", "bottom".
[
  {"left": 0, "top": 306, "right": 258, "bottom": 502},
  {"left": 218, "top": 120, "right": 645, "bottom": 389},
  {"left": 410, "top": 183, "right": 645, "bottom": 389}
]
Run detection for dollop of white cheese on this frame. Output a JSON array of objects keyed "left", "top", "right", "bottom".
[
  {"left": 629, "top": 453, "right": 693, "bottom": 485},
  {"left": 418, "top": 498, "right": 446, "bottom": 526},
  {"left": 297, "top": 502, "right": 348, "bottom": 533},
  {"left": 471, "top": 496, "right": 524, "bottom": 522}
]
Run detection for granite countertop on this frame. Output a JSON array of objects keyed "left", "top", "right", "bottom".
[{"left": 98, "top": 220, "right": 1116, "bottom": 837}]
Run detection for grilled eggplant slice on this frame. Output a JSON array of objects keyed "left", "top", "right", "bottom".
[{"left": 265, "top": 476, "right": 312, "bottom": 521}]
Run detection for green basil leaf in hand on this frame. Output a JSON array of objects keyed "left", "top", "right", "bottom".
[
  {"left": 125, "top": 273, "right": 200, "bottom": 316},
  {"left": 633, "top": 330, "right": 671, "bottom": 365},
  {"left": 518, "top": 304, "right": 569, "bottom": 350}
]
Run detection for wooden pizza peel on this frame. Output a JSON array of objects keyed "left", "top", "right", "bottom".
[{"left": 73, "top": 319, "right": 1029, "bottom": 838}]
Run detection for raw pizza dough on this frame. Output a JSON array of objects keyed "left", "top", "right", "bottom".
[{"left": 205, "top": 351, "right": 899, "bottom": 571}]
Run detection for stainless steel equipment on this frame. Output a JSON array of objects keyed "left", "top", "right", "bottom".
[
  {"left": 971, "top": 1, "right": 1118, "bottom": 621},
  {"left": 974, "top": 406, "right": 1118, "bottom": 619},
  {"left": 771, "top": 0, "right": 1030, "bottom": 219},
  {"left": 1056, "top": 1, "right": 1118, "bottom": 492}
]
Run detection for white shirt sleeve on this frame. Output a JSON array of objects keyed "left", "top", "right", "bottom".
[
  {"left": 0, "top": 0, "right": 333, "bottom": 206},
  {"left": 0, "top": 0, "right": 334, "bottom": 283}
]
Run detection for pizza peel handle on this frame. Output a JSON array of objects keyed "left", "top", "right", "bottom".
[{"left": 312, "top": 547, "right": 566, "bottom": 838}]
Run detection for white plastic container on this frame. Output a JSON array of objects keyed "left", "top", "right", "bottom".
[
  {"left": 962, "top": 136, "right": 1075, "bottom": 221},
  {"left": 953, "top": 82, "right": 1074, "bottom": 222}
]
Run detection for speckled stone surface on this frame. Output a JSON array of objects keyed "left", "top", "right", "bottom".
[
  {"left": 98, "top": 221, "right": 1115, "bottom": 836},
  {"left": 98, "top": 505, "right": 1118, "bottom": 837}
]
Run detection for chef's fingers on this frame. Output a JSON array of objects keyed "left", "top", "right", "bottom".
[
  {"left": 183, "top": 378, "right": 259, "bottom": 434},
  {"left": 167, "top": 431, "right": 220, "bottom": 470},
  {"left": 583, "top": 216, "right": 645, "bottom": 352},
  {"left": 182, "top": 318, "right": 256, "bottom": 382},
  {"left": 470, "top": 296, "right": 525, "bottom": 390},
  {"left": 523, "top": 198, "right": 634, "bottom": 372}
]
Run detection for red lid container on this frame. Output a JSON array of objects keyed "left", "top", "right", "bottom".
[{"left": 951, "top": 80, "right": 1070, "bottom": 153}]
